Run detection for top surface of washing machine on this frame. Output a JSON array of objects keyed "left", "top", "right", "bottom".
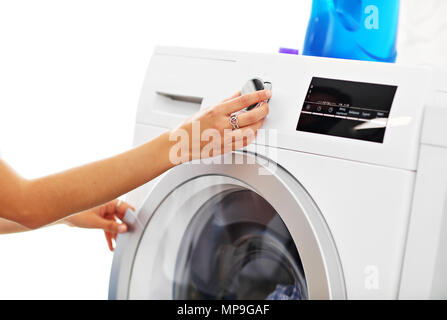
[{"left": 110, "top": 46, "right": 437, "bottom": 300}]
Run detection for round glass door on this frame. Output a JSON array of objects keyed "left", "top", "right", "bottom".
[
  {"left": 174, "top": 189, "right": 307, "bottom": 300},
  {"left": 128, "top": 176, "right": 307, "bottom": 300}
]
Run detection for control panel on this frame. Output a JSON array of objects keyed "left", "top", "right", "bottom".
[
  {"left": 297, "top": 77, "right": 397, "bottom": 143},
  {"left": 138, "top": 46, "right": 433, "bottom": 170}
]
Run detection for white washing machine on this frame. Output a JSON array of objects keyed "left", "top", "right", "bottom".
[{"left": 109, "top": 46, "right": 447, "bottom": 300}]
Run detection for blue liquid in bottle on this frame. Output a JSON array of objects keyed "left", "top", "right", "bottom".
[{"left": 303, "top": 0, "right": 399, "bottom": 62}]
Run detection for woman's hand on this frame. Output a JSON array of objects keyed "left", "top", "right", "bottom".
[
  {"left": 169, "top": 89, "right": 271, "bottom": 163},
  {"left": 64, "top": 199, "right": 134, "bottom": 251}
]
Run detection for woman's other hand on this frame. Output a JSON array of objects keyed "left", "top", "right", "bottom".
[{"left": 64, "top": 199, "right": 134, "bottom": 251}]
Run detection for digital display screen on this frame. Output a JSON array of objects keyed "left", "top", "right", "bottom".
[{"left": 296, "top": 77, "right": 397, "bottom": 143}]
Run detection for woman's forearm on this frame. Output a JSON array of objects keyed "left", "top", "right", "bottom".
[
  {"left": 17, "top": 132, "right": 175, "bottom": 228},
  {"left": 0, "top": 217, "right": 31, "bottom": 234}
]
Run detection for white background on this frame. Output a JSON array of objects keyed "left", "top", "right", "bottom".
[
  {"left": 0, "top": 0, "right": 444, "bottom": 300},
  {"left": 0, "top": 0, "right": 310, "bottom": 299}
]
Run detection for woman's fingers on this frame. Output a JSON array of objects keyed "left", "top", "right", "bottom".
[
  {"left": 114, "top": 200, "right": 135, "bottom": 221},
  {"left": 93, "top": 213, "right": 127, "bottom": 234},
  {"left": 224, "top": 119, "right": 264, "bottom": 150},
  {"left": 106, "top": 200, "right": 118, "bottom": 216},
  {"left": 222, "top": 91, "right": 241, "bottom": 102},
  {"left": 105, "top": 231, "right": 114, "bottom": 251},
  {"left": 100, "top": 199, "right": 134, "bottom": 221},
  {"left": 220, "top": 89, "right": 271, "bottom": 115},
  {"left": 230, "top": 102, "right": 269, "bottom": 128}
]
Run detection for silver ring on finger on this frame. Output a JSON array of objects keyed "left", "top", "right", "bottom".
[{"left": 229, "top": 113, "right": 240, "bottom": 130}]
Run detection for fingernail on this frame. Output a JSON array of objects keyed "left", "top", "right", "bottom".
[
  {"left": 265, "top": 90, "right": 272, "bottom": 98},
  {"left": 117, "top": 224, "right": 127, "bottom": 233}
]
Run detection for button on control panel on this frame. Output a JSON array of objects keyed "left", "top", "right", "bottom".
[
  {"left": 241, "top": 77, "right": 272, "bottom": 111},
  {"left": 302, "top": 103, "right": 389, "bottom": 121}
]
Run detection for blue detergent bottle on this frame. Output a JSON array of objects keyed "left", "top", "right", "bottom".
[{"left": 302, "top": 0, "right": 400, "bottom": 62}]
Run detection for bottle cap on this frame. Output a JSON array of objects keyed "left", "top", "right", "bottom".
[{"left": 279, "top": 47, "right": 299, "bottom": 55}]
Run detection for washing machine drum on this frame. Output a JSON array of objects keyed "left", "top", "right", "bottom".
[
  {"left": 109, "top": 153, "right": 346, "bottom": 300},
  {"left": 174, "top": 189, "right": 307, "bottom": 300}
]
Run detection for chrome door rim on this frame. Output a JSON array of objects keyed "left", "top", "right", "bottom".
[{"left": 109, "top": 152, "right": 346, "bottom": 300}]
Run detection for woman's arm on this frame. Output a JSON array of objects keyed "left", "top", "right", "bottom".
[
  {"left": 0, "top": 132, "right": 174, "bottom": 229},
  {"left": 0, "top": 217, "right": 30, "bottom": 234},
  {"left": 0, "top": 89, "right": 271, "bottom": 229}
]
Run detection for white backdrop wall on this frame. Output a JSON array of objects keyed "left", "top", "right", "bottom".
[
  {"left": 0, "top": 0, "right": 443, "bottom": 300},
  {"left": 0, "top": 0, "right": 310, "bottom": 299}
]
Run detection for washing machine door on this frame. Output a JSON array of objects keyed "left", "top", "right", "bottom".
[{"left": 109, "top": 152, "right": 346, "bottom": 300}]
